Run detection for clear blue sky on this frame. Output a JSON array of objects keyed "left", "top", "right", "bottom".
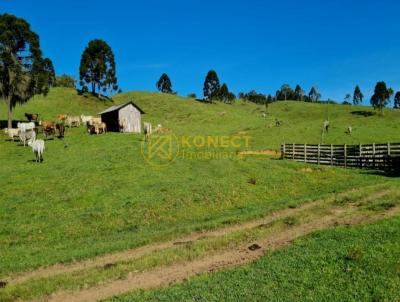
[{"left": 2, "top": 0, "right": 400, "bottom": 103}]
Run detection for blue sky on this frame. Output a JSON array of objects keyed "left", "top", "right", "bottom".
[{"left": 2, "top": 0, "right": 400, "bottom": 103}]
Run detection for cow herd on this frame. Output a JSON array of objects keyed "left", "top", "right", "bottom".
[{"left": 3, "top": 112, "right": 109, "bottom": 163}]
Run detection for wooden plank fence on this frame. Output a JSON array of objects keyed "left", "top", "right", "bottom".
[{"left": 281, "top": 142, "right": 400, "bottom": 173}]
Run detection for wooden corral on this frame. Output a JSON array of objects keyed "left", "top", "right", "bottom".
[
  {"left": 281, "top": 142, "right": 400, "bottom": 173},
  {"left": 99, "top": 101, "right": 145, "bottom": 133}
]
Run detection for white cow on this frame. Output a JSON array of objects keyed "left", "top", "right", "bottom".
[
  {"left": 4, "top": 128, "right": 20, "bottom": 141},
  {"left": 28, "top": 139, "right": 45, "bottom": 162},
  {"left": 19, "top": 129, "right": 36, "bottom": 146},
  {"left": 17, "top": 122, "right": 35, "bottom": 133}
]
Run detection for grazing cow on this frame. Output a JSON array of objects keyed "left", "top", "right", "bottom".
[
  {"left": 28, "top": 139, "right": 45, "bottom": 162},
  {"left": 56, "top": 123, "right": 65, "bottom": 138},
  {"left": 80, "top": 115, "right": 93, "bottom": 124},
  {"left": 17, "top": 122, "right": 35, "bottom": 133},
  {"left": 40, "top": 121, "right": 56, "bottom": 129},
  {"left": 19, "top": 129, "right": 36, "bottom": 146},
  {"left": 25, "top": 113, "right": 39, "bottom": 122},
  {"left": 4, "top": 128, "right": 20, "bottom": 141},
  {"left": 57, "top": 114, "right": 67, "bottom": 122},
  {"left": 43, "top": 125, "right": 56, "bottom": 140},
  {"left": 143, "top": 122, "right": 152, "bottom": 141},
  {"left": 95, "top": 122, "right": 107, "bottom": 134},
  {"left": 87, "top": 121, "right": 106, "bottom": 135},
  {"left": 88, "top": 117, "right": 101, "bottom": 125},
  {"left": 154, "top": 124, "right": 171, "bottom": 133},
  {"left": 66, "top": 116, "right": 81, "bottom": 127},
  {"left": 347, "top": 126, "right": 352, "bottom": 135},
  {"left": 323, "top": 120, "right": 330, "bottom": 133},
  {"left": 275, "top": 118, "right": 283, "bottom": 127}
]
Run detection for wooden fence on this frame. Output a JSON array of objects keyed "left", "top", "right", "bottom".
[{"left": 281, "top": 143, "right": 400, "bottom": 173}]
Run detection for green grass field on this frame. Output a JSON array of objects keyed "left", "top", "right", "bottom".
[
  {"left": 110, "top": 215, "right": 400, "bottom": 302},
  {"left": 0, "top": 88, "right": 399, "bottom": 301}
]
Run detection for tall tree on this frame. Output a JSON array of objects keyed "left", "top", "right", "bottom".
[
  {"left": 394, "top": 91, "right": 400, "bottom": 109},
  {"left": 308, "top": 86, "right": 321, "bottom": 102},
  {"left": 156, "top": 73, "right": 173, "bottom": 93},
  {"left": 203, "top": 70, "right": 220, "bottom": 102},
  {"left": 294, "top": 84, "right": 304, "bottom": 101},
  {"left": 79, "top": 39, "right": 117, "bottom": 97},
  {"left": 0, "top": 13, "right": 52, "bottom": 128},
  {"left": 370, "top": 81, "right": 391, "bottom": 115},
  {"left": 353, "top": 85, "right": 363, "bottom": 105}
]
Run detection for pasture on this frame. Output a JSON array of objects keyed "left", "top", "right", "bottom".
[{"left": 0, "top": 88, "right": 399, "bottom": 301}]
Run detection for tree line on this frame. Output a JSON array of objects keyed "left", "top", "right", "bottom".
[{"left": 157, "top": 69, "right": 400, "bottom": 115}]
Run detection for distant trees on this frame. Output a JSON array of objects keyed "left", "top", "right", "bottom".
[
  {"left": 276, "top": 84, "right": 294, "bottom": 101},
  {"left": 308, "top": 86, "right": 321, "bottom": 102},
  {"left": 55, "top": 74, "right": 76, "bottom": 88},
  {"left": 294, "top": 85, "right": 305, "bottom": 101},
  {"left": 0, "top": 13, "right": 53, "bottom": 128},
  {"left": 187, "top": 93, "right": 196, "bottom": 99},
  {"left": 79, "top": 39, "right": 118, "bottom": 97},
  {"left": 394, "top": 91, "right": 400, "bottom": 109},
  {"left": 203, "top": 70, "right": 220, "bottom": 101},
  {"left": 218, "top": 83, "right": 235, "bottom": 103},
  {"left": 156, "top": 73, "right": 173, "bottom": 93},
  {"left": 370, "top": 81, "right": 392, "bottom": 115},
  {"left": 240, "top": 90, "right": 267, "bottom": 104},
  {"left": 353, "top": 85, "right": 363, "bottom": 105},
  {"left": 274, "top": 84, "right": 306, "bottom": 101}
]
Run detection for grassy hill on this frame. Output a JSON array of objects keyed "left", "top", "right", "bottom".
[
  {"left": 1, "top": 87, "right": 400, "bottom": 149},
  {"left": 0, "top": 88, "right": 399, "bottom": 301}
]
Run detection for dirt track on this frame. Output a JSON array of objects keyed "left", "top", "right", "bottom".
[{"left": 40, "top": 207, "right": 399, "bottom": 302}]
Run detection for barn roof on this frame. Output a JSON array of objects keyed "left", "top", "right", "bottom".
[{"left": 99, "top": 101, "right": 145, "bottom": 115}]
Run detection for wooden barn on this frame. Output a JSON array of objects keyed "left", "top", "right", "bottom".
[{"left": 99, "top": 101, "right": 145, "bottom": 133}]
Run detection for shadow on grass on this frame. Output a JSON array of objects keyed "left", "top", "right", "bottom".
[
  {"left": 361, "top": 170, "right": 400, "bottom": 178},
  {"left": 350, "top": 111, "right": 376, "bottom": 117}
]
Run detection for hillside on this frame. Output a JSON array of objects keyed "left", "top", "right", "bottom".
[
  {"left": 1, "top": 87, "right": 399, "bottom": 149},
  {"left": 0, "top": 88, "right": 399, "bottom": 301}
]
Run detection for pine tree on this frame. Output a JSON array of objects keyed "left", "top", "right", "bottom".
[
  {"left": 353, "top": 85, "right": 364, "bottom": 105},
  {"left": 203, "top": 70, "right": 220, "bottom": 102},
  {"left": 294, "top": 84, "right": 304, "bottom": 101},
  {"left": 0, "top": 13, "right": 52, "bottom": 128},
  {"left": 308, "top": 86, "right": 321, "bottom": 102},
  {"left": 156, "top": 73, "right": 173, "bottom": 93}
]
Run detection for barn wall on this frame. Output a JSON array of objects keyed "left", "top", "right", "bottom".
[{"left": 119, "top": 104, "right": 141, "bottom": 133}]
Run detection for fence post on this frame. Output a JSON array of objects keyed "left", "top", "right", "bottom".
[
  {"left": 373, "top": 143, "right": 376, "bottom": 169},
  {"left": 292, "top": 144, "right": 295, "bottom": 160},
  {"left": 330, "top": 144, "right": 333, "bottom": 166},
  {"left": 344, "top": 144, "right": 347, "bottom": 168},
  {"left": 317, "top": 144, "right": 320, "bottom": 165},
  {"left": 359, "top": 143, "right": 362, "bottom": 168},
  {"left": 388, "top": 142, "right": 391, "bottom": 156},
  {"left": 304, "top": 144, "right": 307, "bottom": 163},
  {"left": 283, "top": 144, "right": 286, "bottom": 158}
]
